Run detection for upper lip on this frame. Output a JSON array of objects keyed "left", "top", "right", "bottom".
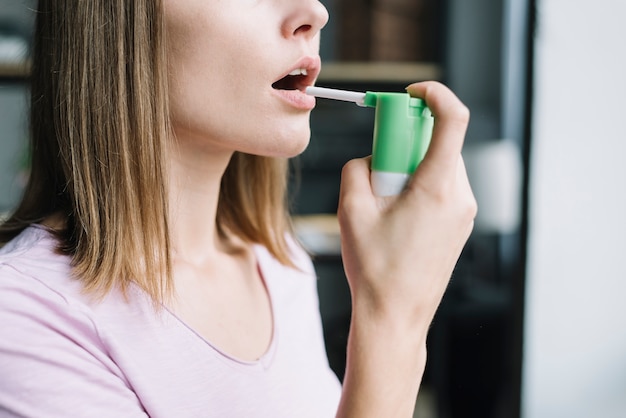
[{"left": 273, "top": 55, "right": 321, "bottom": 92}]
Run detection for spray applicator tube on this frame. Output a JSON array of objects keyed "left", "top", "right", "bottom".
[{"left": 306, "top": 86, "right": 434, "bottom": 196}]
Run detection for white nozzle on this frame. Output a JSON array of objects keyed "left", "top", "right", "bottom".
[{"left": 305, "top": 86, "right": 367, "bottom": 107}]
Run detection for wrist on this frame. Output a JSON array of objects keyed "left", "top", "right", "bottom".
[
  {"left": 337, "top": 306, "right": 429, "bottom": 418},
  {"left": 350, "top": 290, "right": 435, "bottom": 341}
]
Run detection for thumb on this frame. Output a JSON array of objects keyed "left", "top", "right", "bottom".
[{"left": 405, "top": 81, "right": 470, "bottom": 187}]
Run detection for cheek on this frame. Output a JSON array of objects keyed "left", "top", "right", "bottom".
[{"left": 166, "top": 51, "right": 238, "bottom": 137}]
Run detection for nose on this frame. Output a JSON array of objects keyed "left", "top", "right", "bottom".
[{"left": 281, "top": 0, "right": 329, "bottom": 40}]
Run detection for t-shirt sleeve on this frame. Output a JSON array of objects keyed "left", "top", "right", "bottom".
[{"left": 0, "top": 265, "right": 148, "bottom": 418}]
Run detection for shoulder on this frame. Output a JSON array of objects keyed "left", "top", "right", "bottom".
[
  {"left": 0, "top": 225, "right": 154, "bottom": 337},
  {"left": 0, "top": 225, "right": 83, "bottom": 305},
  {"left": 0, "top": 226, "right": 98, "bottom": 346},
  {"left": 1, "top": 225, "right": 70, "bottom": 272},
  {"left": 0, "top": 227, "right": 148, "bottom": 416},
  {"left": 0, "top": 226, "right": 107, "bottom": 368}
]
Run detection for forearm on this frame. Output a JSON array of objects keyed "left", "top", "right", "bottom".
[{"left": 336, "top": 306, "right": 429, "bottom": 418}]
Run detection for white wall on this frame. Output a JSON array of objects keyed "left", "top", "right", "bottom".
[{"left": 523, "top": 1, "right": 626, "bottom": 417}]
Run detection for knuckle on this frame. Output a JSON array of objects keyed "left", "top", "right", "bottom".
[
  {"left": 341, "top": 158, "right": 363, "bottom": 175},
  {"left": 338, "top": 193, "right": 361, "bottom": 219},
  {"left": 341, "top": 158, "right": 357, "bottom": 175},
  {"left": 423, "top": 183, "right": 477, "bottom": 223},
  {"left": 339, "top": 159, "right": 361, "bottom": 184},
  {"left": 455, "top": 187, "right": 478, "bottom": 223},
  {"left": 465, "top": 195, "right": 478, "bottom": 220},
  {"left": 337, "top": 199, "right": 348, "bottom": 220},
  {"left": 452, "top": 104, "right": 471, "bottom": 125}
]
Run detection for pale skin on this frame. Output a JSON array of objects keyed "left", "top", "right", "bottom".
[{"left": 160, "top": 1, "right": 477, "bottom": 417}]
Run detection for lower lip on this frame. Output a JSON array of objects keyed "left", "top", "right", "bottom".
[{"left": 273, "top": 89, "right": 316, "bottom": 110}]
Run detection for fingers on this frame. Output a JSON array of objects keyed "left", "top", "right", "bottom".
[
  {"left": 340, "top": 157, "right": 372, "bottom": 194},
  {"left": 338, "top": 157, "right": 374, "bottom": 215},
  {"left": 406, "top": 82, "right": 470, "bottom": 181},
  {"left": 339, "top": 82, "right": 470, "bottom": 211}
]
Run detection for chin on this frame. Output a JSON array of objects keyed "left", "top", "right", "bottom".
[
  {"left": 284, "top": 131, "right": 311, "bottom": 157},
  {"left": 281, "top": 119, "right": 313, "bottom": 156},
  {"left": 249, "top": 125, "right": 311, "bottom": 158},
  {"left": 231, "top": 114, "right": 312, "bottom": 157},
  {"left": 264, "top": 134, "right": 311, "bottom": 158}
]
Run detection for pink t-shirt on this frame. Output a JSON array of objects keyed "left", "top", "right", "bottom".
[{"left": 0, "top": 226, "right": 342, "bottom": 417}]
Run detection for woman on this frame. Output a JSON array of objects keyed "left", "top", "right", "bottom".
[{"left": 0, "top": 0, "right": 476, "bottom": 417}]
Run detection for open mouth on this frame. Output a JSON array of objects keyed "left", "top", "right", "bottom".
[
  {"left": 270, "top": 57, "right": 321, "bottom": 109},
  {"left": 272, "top": 68, "right": 311, "bottom": 91}
]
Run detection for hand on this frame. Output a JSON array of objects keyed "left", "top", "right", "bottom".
[
  {"left": 335, "top": 81, "right": 476, "bottom": 418},
  {"left": 338, "top": 81, "right": 476, "bottom": 329}
]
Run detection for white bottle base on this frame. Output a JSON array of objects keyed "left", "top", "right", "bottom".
[{"left": 371, "top": 171, "right": 410, "bottom": 196}]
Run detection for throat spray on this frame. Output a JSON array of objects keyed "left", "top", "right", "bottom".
[{"left": 306, "top": 86, "right": 434, "bottom": 197}]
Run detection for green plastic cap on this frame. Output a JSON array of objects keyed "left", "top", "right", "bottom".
[{"left": 364, "top": 92, "right": 434, "bottom": 175}]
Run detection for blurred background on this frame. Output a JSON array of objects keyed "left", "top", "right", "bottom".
[{"left": 1, "top": 0, "right": 624, "bottom": 417}]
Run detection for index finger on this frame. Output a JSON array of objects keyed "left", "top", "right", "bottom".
[{"left": 406, "top": 81, "right": 470, "bottom": 177}]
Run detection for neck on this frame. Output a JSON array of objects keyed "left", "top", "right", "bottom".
[{"left": 167, "top": 137, "right": 234, "bottom": 264}]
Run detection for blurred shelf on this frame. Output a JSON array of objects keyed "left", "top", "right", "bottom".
[
  {"left": 0, "top": 61, "right": 443, "bottom": 83},
  {"left": 293, "top": 214, "right": 341, "bottom": 257},
  {"left": 318, "top": 62, "right": 442, "bottom": 83},
  {"left": 0, "top": 61, "right": 30, "bottom": 79}
]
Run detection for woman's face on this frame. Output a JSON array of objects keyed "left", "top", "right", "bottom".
[{"left": 164, "top": 0, "right": 329, "bottom": 158}]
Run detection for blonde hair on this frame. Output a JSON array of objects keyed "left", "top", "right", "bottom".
[{"left": 0, "top": 0, "right": 295, "bottom": 302}]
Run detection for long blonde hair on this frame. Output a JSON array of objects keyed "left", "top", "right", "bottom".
[{"left": 0, "top": 0, "right": 295, "bottom": 302}]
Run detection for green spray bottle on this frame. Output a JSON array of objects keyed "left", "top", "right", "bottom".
[{"left": 306, "top": 86, "right": 434, "bottom": 196}]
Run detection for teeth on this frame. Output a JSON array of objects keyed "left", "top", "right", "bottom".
[{"left": 288, "top": 68, "right": 308, "bottom": 76}]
